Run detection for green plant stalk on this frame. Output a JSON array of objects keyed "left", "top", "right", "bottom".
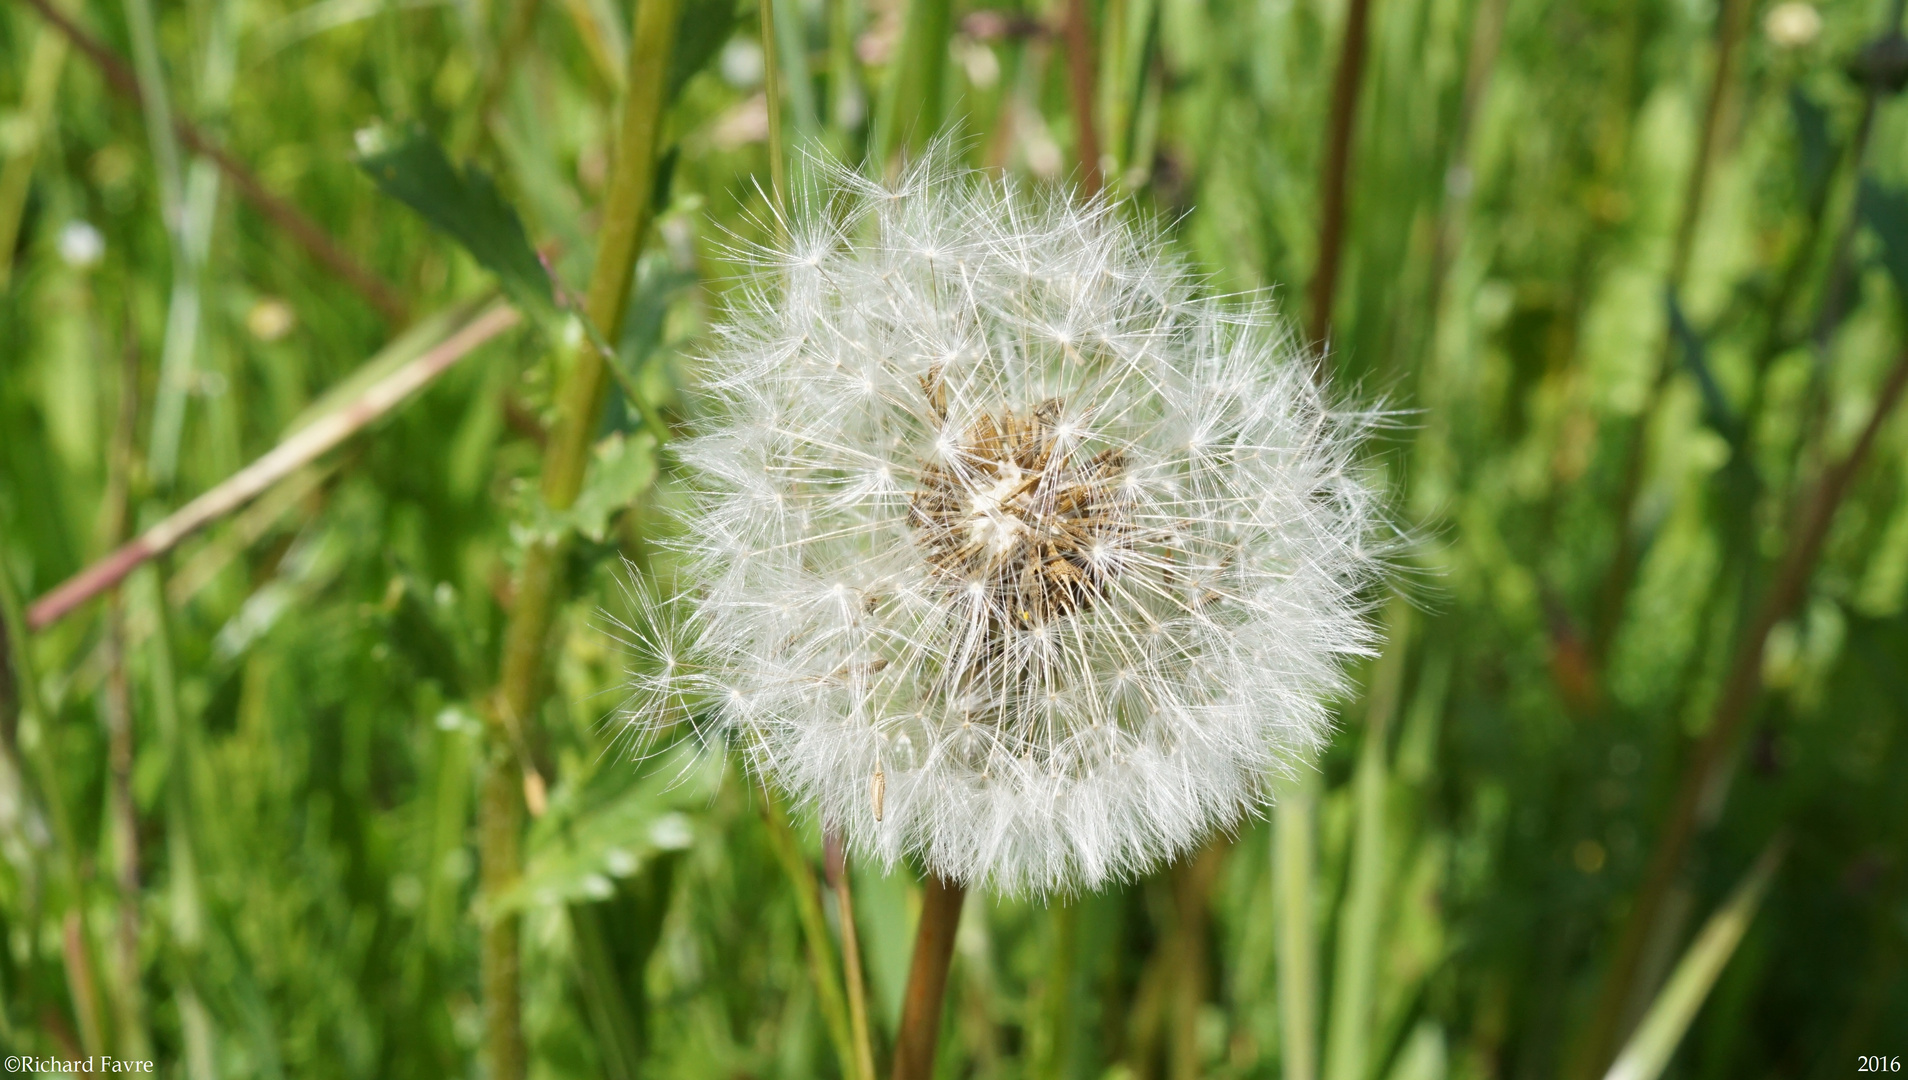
[
  {"left": 1275, "top": 779, "right": 1320, "bottom": 1080},
  {"left": 870, "top": 0, "right": 950, "bottom": 169},
  {"left": 1031, "top": 899, "right": 1077, "bottom": 1079},
  {"left": 1323, "top": 602, "right": 1412, "bottom": 1080},
  {"left": 0, "top": 558, "right": 108, "bottom": 1054},
  {"left": 1602, "top": 838, "right": 1787, "bottom": 1080},
  {"left": 773, "top": 0, "right": 821, "bottom": 147},
  {"left": 61, "top": 912, "right": 106, "bottom": 1054},
  {"left": 125, "top": 0, "right": 238, "bottom": 485},
  {"left": 119, "top": 0, "right": 183, "bottom": 222},
  {"left": 481, "top": 0, "right": 681, "bottom": 1075},
  {"left": 120, "top": 0, "right": 188, "bottom": 483},
  {"left": 1587, "top": 0, "right": 1753, "bottom": 664},
  {"left": 131, "top": 565, "right": 205, "bottom": 953},
  {"left": 760, "top": 789, "right": 859, "bottom": 1077},
  {"left": 761, "top": 0, "right": 788, "bottom": 216},
  {"left": 570, "top": 900, "right": 642, "bottom": 1080},
  {"left": 1111, "top": 0, "right": 1159, "bottom": 177},
  {"left": 0, "top": 25, "right": 66, "bottom": 293},
  {"left": 825, "top": 0, "right": 863, "bottom": 142},
  {"left": 826, "top": 833, "right": 879, "bottom": 1080}
]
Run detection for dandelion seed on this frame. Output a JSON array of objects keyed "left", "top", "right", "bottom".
[{"left": 627, "top": 154, "right": 1389, "bottom": 895}]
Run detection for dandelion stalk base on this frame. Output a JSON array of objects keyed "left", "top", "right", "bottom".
[{"left": 891, "top": 875, "right": 967, "bottom": 1080}]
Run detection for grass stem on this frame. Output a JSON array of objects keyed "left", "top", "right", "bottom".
[
  {"left": 761, "top": 789, "right": 859, "bottom": 1077},
  {"left": 827, "top": 831, "right": 880, "bottom": 1080},
  {"left": 761, "top": 0, "right": 788, "bottom": 220},
  {"left": 18, "top": 0, "right": 409, "bottom": 324},
  {"left": 1323, "top": 601, "right": 1411, "bottom": 1080},
  {"left": 26, "top": 304, "right": 516, "bottom": 631},
  {"left": 1275, "top": 780, "right": 1319, "bottom": 1080}
]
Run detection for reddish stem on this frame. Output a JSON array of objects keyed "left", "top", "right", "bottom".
[
  {"left": 1581, "top": 347, "right": 1908, "bottom": 1073},
  {"left": 1062, "top": 0, "right": 1102, "bottom": 196},
  {"left": 16, "top": 0, "right": 410, "bottom": 324},
  {"left": 1306, "top": 0, "right": 1373, "bottom": 349},
  {"left": 890, "top": 875, "right": 967, "bottom": 1080},
  {"left": 27, "top": 305, "right": 517, "bottom": 631}
]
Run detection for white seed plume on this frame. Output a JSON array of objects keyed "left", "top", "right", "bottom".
[{"left": 630, "top": 157, "right": 1387, "bottom": 895}]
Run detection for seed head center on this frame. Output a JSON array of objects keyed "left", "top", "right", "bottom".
[{"left": 908, "top": 390, "right": 1130, "bottom": 627}]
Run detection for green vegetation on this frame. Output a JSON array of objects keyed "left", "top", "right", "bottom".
[{"left": 3, "top": 0, "right": 1906, "bottom": 1074}]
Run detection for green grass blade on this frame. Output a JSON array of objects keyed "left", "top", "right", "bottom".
[
  {"left": 1324, "top": 603, "right": 1410, "bottom": 1080},
  {"left": 869, "top": 0, "right": 950, "bottom": 168},
  {"left": 1276, "top": 781, "right": 1319, "bottom": 1080},
  {"left": 1602, "top": 837, "right": 1788, "bottom": 1080}
]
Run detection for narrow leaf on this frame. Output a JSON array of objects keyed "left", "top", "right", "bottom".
[
  {"left": 1667, "top": 290, "right": 1742, "bottom": 447},
  {"left": 1860, "top": 177, "right": 1908, "bottom": 301},
  {"left": 669, "top": 0, "right": 743, "bottom": 102},
  {"left": 1789, "top": 89, "right": 1831, "bottom": 199},
  {"left": 355, "top": 123, "right": 556, "bottom": 320},
  {"left": 1603, "top": 837, "right": 1787, "bottom": 1080}
]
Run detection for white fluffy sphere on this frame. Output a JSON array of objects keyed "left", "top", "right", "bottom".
[{"left": 632, "top": 157, "right": 1387, "bottom": 895}]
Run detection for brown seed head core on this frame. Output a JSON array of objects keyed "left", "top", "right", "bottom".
[{"left": 907, "top": 373, "right": 1131, "bottom": 628}]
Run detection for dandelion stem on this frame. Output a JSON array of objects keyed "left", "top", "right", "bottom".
[
  {"left": 1168, "top": 841, "right": 1226, "bottom": 1080},
  {"left": 892, "top": 874, "right": 967, "bottom": 1080}
]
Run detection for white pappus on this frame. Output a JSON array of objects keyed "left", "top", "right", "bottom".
[{"left": 627, "top": 156, "right": 1389, "bottom": 896}]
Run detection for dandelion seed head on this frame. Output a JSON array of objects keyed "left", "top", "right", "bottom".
[{"left": 629, "top": 154, "right": 1389, "bottom": 895}]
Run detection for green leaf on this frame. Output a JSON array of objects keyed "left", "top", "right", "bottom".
[
  {"left": 1860, "top": 178, "right": 1908, "bottom": 302},
  {"left": 355, "top": 123, "right": 557, "bottom": 321},
  {"left": 1666, "top": 291, "right": 1741, "bottom": 448},
  {"left": 1789, "top": 89, "right": 1831, "bottom": 199},
  {"left": 570, "top": 430, "right": 659, "bottom": 542},
  {"left": 495, "top": 742, "right": 719, "bottom": 914},
  {"left": 669, "top": 0, "right": 744, "bottom": 102}
]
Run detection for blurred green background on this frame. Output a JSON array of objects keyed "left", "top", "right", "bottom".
[{"left": 2, "top": 0, "right": 1907, "bottom": 1074}]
